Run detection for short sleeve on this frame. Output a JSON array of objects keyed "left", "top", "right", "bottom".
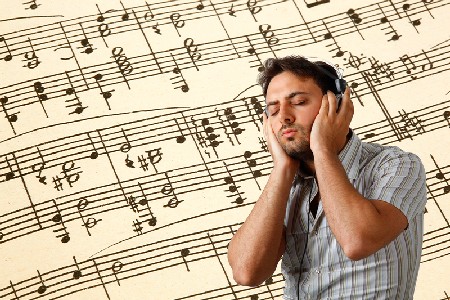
[{"left": 366, "top": 150, "right": 427, "bottom": 223}]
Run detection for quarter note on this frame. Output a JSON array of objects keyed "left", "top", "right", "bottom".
[
  {"left": 4, "top": 155, "right": 16, "bottom": 181},
  {"left": 119, "top": 1, "right": 130, "bottom": 21},
  {"left": 23, "top": 0, "right": 40, "bottom": 10},
  {"left": 245, "top": 36, "right": 264, "bottom": 71},
  {"left": 402, "top": 3, "right": 421, "bottom": 33},
  {"left": 73, "top": 256, "right": 82, "bottom": 279},
  {"left": 196, "top": 0, "right": 205, "bottom": 10},
  {"left": 378, "top": 4, "right": 401, "bottom": 41},
  {"left": 174, "top": 119, "right": 187, "bottom": 143},
  {"left": 1, "top": 96, "right": 19, "bottom": 134},
  {"left": 444, "top": 111, "right": 450, "bottom": 128},
  {"left": 346, "top": 8, "right": 364, "bottom": 40},
  {"left": 0, "top": 37, "right": 13, "bottom": 61},
  {"left": 86, "top": 132, "right": 99, "bottom": 159},
  {"left": 51, "top": 200, "right": 70, "bottom": 243},
  {"left": 33, "top": 81, "right": 49, "bottom": 118},
  {"left": 78, "top": 23, "right": 94, "bottom": 54},
  {"left": 169, "top": 53, "right": 189, "bottom": 92},
  {"left": 93, "top": 73, "right": 114, "bottom": 109},
  {"left": 65, "top": 71, "right": 86, "bottom": 115},
  {"left": 243, "top": 151, "right": 262, "bottom": 189},
  {"left": 180, "top": 248, "right": 190, "bottom": 271},
  {"left": 36, "top": 270, "right": 47, "bottom": 294},
  {"left": 96, "top": 4, "right": 111, "bottom": 47}
]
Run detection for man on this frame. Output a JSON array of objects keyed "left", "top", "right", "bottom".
[{"left": 227, "top": 56, "right": 427, "bottom": 299}]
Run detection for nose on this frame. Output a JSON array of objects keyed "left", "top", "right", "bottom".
[{"left": 278, "top": 101, "right": 295, "bottom": 124}]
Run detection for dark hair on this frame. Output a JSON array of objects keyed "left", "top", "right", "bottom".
[{"left": 257, "top": 56, "right": 340, "bottom": 97}]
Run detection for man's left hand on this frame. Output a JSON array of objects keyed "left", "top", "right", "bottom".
[{"left": 310, "top": 87, "right": 354, "bottom": 155}]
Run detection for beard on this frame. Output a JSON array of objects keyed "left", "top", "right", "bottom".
[{"left": 276, "top": 124, "right": 314, "bottom": 162}]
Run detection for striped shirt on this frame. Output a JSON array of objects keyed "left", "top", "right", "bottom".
[{"left": 281, "top": 132, "right": 427, "bottom": 300}]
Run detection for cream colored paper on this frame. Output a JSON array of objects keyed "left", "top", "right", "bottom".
[{"left": 0, "top": 0, "right": 449, "bottom": 299}]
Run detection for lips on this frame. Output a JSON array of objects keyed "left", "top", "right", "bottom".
[{"left": 282, "top": 128, "right": 297, "bottom": 138}]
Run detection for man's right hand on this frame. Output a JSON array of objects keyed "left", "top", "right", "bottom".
[{"left": 262, "top": 113, "right": 299, "bottom": 172}]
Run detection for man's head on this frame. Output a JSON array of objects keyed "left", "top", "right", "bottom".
[{"left": 257, "top": 56, "right": 341, "bottom": 162}]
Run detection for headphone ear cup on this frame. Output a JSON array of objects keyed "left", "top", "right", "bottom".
[{"left": 335, "top": 78, "right": 347, "bottom": 94}]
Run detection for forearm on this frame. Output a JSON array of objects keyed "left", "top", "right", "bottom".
[
  {"left": 227, "top": 164, "right": 296, "bottom": 285},
  {"left": 314, "top": 150, "right": 405, "bottom": 260}
]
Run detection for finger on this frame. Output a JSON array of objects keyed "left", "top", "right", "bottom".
[
  {"left": 319, "top": 93, "right": 329, "bottom": 116},
  {"left": 327, "top": 90, "right": 337, "bottom": 115}
]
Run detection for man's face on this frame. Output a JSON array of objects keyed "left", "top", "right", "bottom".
[{"left": 265, "top": 71, "right": 323, "bottom": 161}]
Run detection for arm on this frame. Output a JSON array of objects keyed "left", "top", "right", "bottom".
[
  {"left": 227, "top": 113, "right": 298, "bottom": 286},
  {"left": 311, "top": 88, "right": 409, "bottom": 260}
]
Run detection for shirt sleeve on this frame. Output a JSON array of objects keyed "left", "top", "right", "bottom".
[{"left": 366, "top": 149, "right": 427, "bottom": 223}]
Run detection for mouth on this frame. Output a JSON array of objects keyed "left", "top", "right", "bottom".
[{"left": 282, "top": 128, "right": 297, "bottom": 138}]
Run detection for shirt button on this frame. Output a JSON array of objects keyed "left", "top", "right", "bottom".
[{"left": 315, "top": 269, "right": 320, "bottom": 274}]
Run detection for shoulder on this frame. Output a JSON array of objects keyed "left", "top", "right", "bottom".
[{"left": 359, "top": 141, "right": 424, "bottom": 176}]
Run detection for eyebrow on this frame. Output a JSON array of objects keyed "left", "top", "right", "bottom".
[{"left": 266, "top": 91, "right": 310, "bottom": 105}]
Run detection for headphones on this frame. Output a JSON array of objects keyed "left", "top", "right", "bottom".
[{"left": 263, "top": 57, "right": 347, "bottom": 116}]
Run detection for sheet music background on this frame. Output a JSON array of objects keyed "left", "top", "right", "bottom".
[{"left": 0, "top": 0, "right": 449, "bottom": 299}]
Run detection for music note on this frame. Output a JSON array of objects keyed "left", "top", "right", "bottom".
[
  {"left": 119, "top": 1, "right": 130, "bottom": 21},
  {"left": 174, "top": 119, "right": 187, "bottom": 143},
  {"left": 245, "top": 36, "right": 264, "bottom": 71},
  {"left": 112, "top": 47, "right": 133, "bottom": 89},
  {"left": 246, "top": 0, "right": 262, "bottom": 22},
  {"left": 431, "top": 154, "right": 450, "bottom": 194},
  {"left": 76, "top": 197, "right": 102, "bottom": 236},
  {"left": 96, "top": 4, "right": 112, "bottom": 47},
  {"left": 3, "top": 155, "right": 16, "bottom": 181},
  {"left": 137, "top": 182, "right": 157, "bottom": 226},
  {"left": 321, "top": 21, "right": 345, "bottom": 57},
  {"left": 23, "top": 38, "right": 40, "bottom": 69},
  {"left": 444, "top": 111, "right": 450, "bottom": 128},
  {"left": 23, "top": 0, "right": 39, "bottom": 10},
  {"left": 223, "top": 162, "right": 246, "bottom": 205},
  {"left": 170, "top": 13, "right": 185, "bottom": 37},
  {"left": 86, "top": 132, "right": 99, "bottom": 159},
  {"left": 162, "top": 172, "right": 183, "bottom": 208},
  {"left": 243, "top": 151, "right": 262, "bottom": 189},
  {"left": 73, "top": 256, "right": 82, "bottom": 279},
  {"left": 93, "top": 73, "right": 114, "bottom": 109},
  {"left": 0, "top": 96, "right": 19, "bottom": 134},
  {"left": 399, "top": 54, "right": 418, "bottom": 79},
  {"left": 36, "top": 270, "right": 47, "bottom": 294},
  {"left": 51, "top": 200, "right": 71, "bottom": 243},
  {"left": 196, "top": 0, "right": 205, "bottom": 10},
  {"left": 31, "top": 147, "right": 47, "bottom": 184},
  {"left": 402, "top": 3, "right": 422, "bottom": 33},
  {"left": 144, "top": 1, "right": 155, "bottom": 20},
  {"left": 421, "top": 49, "right": 434, "bottom": 71},
  {"left": 378, "top": 4, "right": 402, "bottom": 41},
  {"left": 258, "top": 24, "right": 279, "bottom": 57},
  {"left": 78, "top": 23, "right": 94, "bottom": 54},
  {"left": 180, "top": 248, "right": 190, "bottom": 271},
  {"left": 65, "top": 71, "right": 86, "bottom": 115},
  {"left": 33, "top": 81, "right": 49, "bottom": 118},
  {"left": 169, "top": 53, "right": 189, "bottom": 92},
  {"left": 0, "top": 37, "right": 12, "bottom": 61},
  {"left": 111, "top": 261, "right": 124, "bottom": 285},
  {"left": 119, "top": 128, "right": 132, "bottom": 153},
  {"left": 346, "top": 8, "right": 364, "bottom": 40},
  {"left": 184, "top": 38, "right": 202, "bottom": 71}
]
